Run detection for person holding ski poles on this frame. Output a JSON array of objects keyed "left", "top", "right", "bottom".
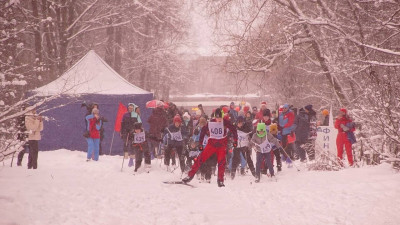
[
  {"left": 121, "top": 103, "right": 140, "bottom": 166},
  {"left": 164, "top": 114, "right": 186, "bottom": 173},
  {"left": 182, "top": 108, "right": 238, "bottom": 187},
  {"left": 231, "top": 116, "right": 256, "bottom": 179},
  {"left": 251, "top": 123, "right": 283, "bottom": 183},
  {"left": 131, "top": 122, "right": 151, "bottom": 173}
]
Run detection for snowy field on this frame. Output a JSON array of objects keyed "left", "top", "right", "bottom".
[{"left": 1, "top": 150, "right": 400, "bottom": 225}]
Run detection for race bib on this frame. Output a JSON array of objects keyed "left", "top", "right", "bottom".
[
  {"left": 237, "top": 130, "right": 249, "bottom": 147},
  {"left": 259, "top": 139, "right": 272, "bottom": 153},
  {"left": 133, "top": 132, "right": 146, "bottom": 143},
  {"left": 171, "top": 131, "right": 183, "bottom": 141},
  {"left": 202, "top": 135, "right": 209, "bottom": 146},
  {"left": 208, "top": 122, "right": 224, "bottom": 139}
]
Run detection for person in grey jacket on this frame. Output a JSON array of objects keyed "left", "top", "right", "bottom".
[
  {"left": 251, "top": 123, "right": 282, "bottom": 183},
  {"left": 25, "top": 106, "right": 44, "bottom": 169}
]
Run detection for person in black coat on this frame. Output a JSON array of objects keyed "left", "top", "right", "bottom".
[{"left": 164, "top": 114, "right": 186, "bottom": 173}]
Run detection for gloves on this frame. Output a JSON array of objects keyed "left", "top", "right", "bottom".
[
  {"left": 340, "top": 124, "right": 349, "bottom": 132},
  {"left": 199, "top": 145, "right": 203, "bottom": 151},
  {"left": 233, "top": 141, "right": 238, "bottom": 148}
]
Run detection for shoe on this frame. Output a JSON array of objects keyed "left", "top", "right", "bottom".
[
  {"left": 128, "top": 158, "right": 134, "bottom": 167},
  {"left": 251, "top": 170, "right": 256, "bottom": 177},
  {"left": 255, "top": 176, "right": 260, "bottom": 183},
  {"left": 231, "top": 172, "right": 235, "bottom": 180},
  {"left": 182, "top": 176, "right": 194, "bottom": 183},
  {"left": 240, "top": 168, "right": 245, "bottom": 175},
  {"left": 217, "top": 180, "right": 225, "bottom": 187},
  {"left": 277, "top": 166, "right": 282, "bottom": 172},
  {"left": 205, "top": 179, "right": 211, "bottom": 183},
  {"left": 86, "top": 159, "right": 91, "bottom": 162}
]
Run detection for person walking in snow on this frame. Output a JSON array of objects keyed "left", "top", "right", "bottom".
[
  {"left": 25, "top": 106, "right": 44, "bottom": 169},
  {"left": 231, "top": 116, "right": 256, "bottom": 179},
  {"left": 269, "top": 123, "right": 282, "bottom": 172},
  {"left": 164, "top": 114, "right": 186, "bottom": 172},
  {"left": 182, "top": 108, "right": 238, "bottom": 187},
  {"left": 85, "top": 108, "right": 102, "bottom": 161},
  {"left": 334, "top": 108, "right": 356, "bottom": 167},
  {"left": 251, "top": 123, "right": 282, "bottom": 182},
  {"left": 131, "top": 122, "right": 151, "bottom": 173}
]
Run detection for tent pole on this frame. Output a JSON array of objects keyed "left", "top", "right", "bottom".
[{"left": 109, "top": 131, "right": 115, "bottom": 155}]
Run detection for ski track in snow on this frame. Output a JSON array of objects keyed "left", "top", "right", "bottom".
[{"left": 0, "top": 149, "right": 399, "bottom": 225}]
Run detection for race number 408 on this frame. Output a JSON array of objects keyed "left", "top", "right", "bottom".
[{"left": 210, "top": 128, "right": 223, "bottom": 135}]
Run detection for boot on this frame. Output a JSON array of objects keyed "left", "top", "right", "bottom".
[
  {"left": 240, "top": 168, "right": 245, "bottom": 175},
  {"left": 182, "top": 175, "right": 194, "bottom": 183},
  {"left": 231, "top": 172, "right": 235, "bottom": 180},
  {"left": 217, "top": 180, "right": 225, "bottom": 187},
  {"left": 128, "top": 158, "right": 134, "bottom": 167},
  {"left": 251, "top": 170, "right": 256, "bottom": 177},
  {"left": 255, "top": 175, "right": 260, "bottom": 183}
]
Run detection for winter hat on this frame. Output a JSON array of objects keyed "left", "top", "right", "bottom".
[
  {"left": 173, "top": 114, "right": 182, "bottom": 123},
  {"left": 322, "top": 109, "right": 329, "bottom": 116},
  {"left": 214, "top": 108, "right": 223, "bottom": 118},
  {"left": 256, "top": 123, "right": 267, "bottom": 138},
  {"left": 283, "top": 104, "right": 290, "bottom": 109},
  {"left": 195, "top": 110, "right": 202, "bottom": 116},
  {"left": 230, "top": 102, "right": 235, "bottom": 106},
  {"left": 262, "top": 109, "right": 271, "bottom": 117},
  {"left": 269, "top": 123, "right": 278, "bottom": 135},
  {"left": 235, "top": 106, "right": 240, "bottom": 112},
  {"left": 305, "top": 104, "right": 313, "bottom": 111},
  {"left": 261, "top": 101, "right": 267, "bottom": 106},
  {"left": 133, "top": 122, "right": 142, "bottom": 130},
  {"left": 237, "top": 116, "right": 245, "bottom": 123},
  {"left": 340, "top": 108, "right": 347, "bottom": 114},
  {"left": 183, "top": 112, "right": 190, "bottom": 119}
]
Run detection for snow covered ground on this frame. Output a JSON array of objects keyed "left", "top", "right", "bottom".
[{"left": 1, "top": 150, "right": 399, "bottom": 225}]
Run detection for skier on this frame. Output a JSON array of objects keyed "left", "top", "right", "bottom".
[
  {"left": 182, "top": 108, "right": 238, "bottom": 187},
  {"left": 251, "top": 123, "right": 282, "bottom": 183},
  {"left": 231, "top": 116, "right": 256, "bottom": 179},
  {"left": 121, "top": 103, "right": 140, "bottom": 166},
  {"left": 278, "top": 104, "right": 297, "bottom": 164},
  {"left": 164, "top": 114, "right": 186, "bottom": 173},
  {"left": 131, "top": 122, "right": 151, "bottom": 173}
]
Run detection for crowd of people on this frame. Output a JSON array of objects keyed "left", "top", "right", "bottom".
[{"left": 15, "top": 100, "right": 357, "bottom": 187}]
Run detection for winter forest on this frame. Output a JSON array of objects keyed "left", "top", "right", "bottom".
[{"left": 1, "top": 0, "right": 400, "bottom": 224}]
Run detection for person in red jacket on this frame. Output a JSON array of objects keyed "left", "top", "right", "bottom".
[
  {"left": 85, "top": 108, "right": 102, "bottom": 161},
  {"left": 334, "top": 108, "right": 355, "bottom": 166},
  {"left": 182, "top": 108, "right": 238, "bottom": 187}
]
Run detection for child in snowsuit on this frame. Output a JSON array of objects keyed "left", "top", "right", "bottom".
[
  {"left": 131, "top": 122, "right": 151, "bottom": 172},
  {"left": 251, "top": 123, "right": 282, "bottom": 183}
]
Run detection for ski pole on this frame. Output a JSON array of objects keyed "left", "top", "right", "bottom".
[
  {"left": 121, "top": 133, "right": 129, "bottom": 172},
  {"left": 276, "top": 140, "right": 300, "bottom": 172}
]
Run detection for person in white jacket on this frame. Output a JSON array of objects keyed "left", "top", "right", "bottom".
[{"left": 25, "top": 106, "right": 44, "bottom": 169}]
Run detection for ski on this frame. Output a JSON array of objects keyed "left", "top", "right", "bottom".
[{"left": 163, "top": 181, "right": 196, "bottom": 188}]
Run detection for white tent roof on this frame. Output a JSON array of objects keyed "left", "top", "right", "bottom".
[{"left": 32, "top": 50, "right": 151, "bottom": 96}]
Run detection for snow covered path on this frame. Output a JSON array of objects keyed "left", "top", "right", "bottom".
[{"left": 1, "top": 150, "right": 399, "bottom": 225}]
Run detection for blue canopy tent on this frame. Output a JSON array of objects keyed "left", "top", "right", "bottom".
[{"left": 30, "top": 50, "right": 153, "bottom": 155}]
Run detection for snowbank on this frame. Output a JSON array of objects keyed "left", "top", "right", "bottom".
[{"left": 0, "top": 150, "right": 399, "bottom": 225}]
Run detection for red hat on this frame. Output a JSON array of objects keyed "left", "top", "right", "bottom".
[
  {"left": 173, "top": 114, "right": 182, "bottom": 123},
  {"left": 222, "top": 106, "right": 229, "bottom": 113},
  {"left": 340, "top": 108, "right": 347, "bottom": 114},
  {"left": 235, "top": 106, "right": 240, "bottom": 112},
  {"left": 261, "top": 101, "right": 267, "bottom": 106}
]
